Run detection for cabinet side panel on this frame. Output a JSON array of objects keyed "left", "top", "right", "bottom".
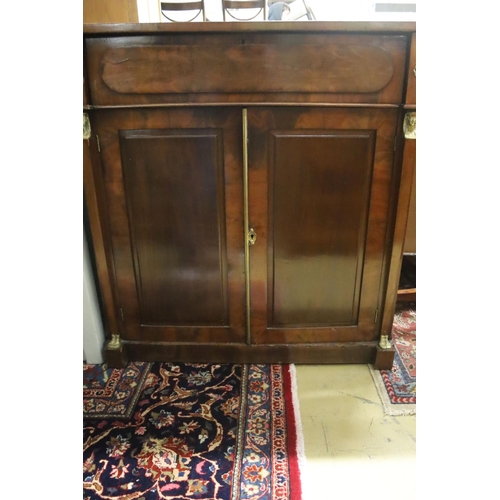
[
  {"left": 403, "top": 166, "right": 416, "bottom": 253},
  {"left": 269, "top": 132, "right": 374, "bottom": 326},
  {"left": 405, "top": 33, "right": 416, "bottom": 105},
  {"left": 120, "top": 130, "right": 229, "bottom": 326}
]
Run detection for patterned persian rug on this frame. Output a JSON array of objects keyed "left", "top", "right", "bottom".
[
  {"left": 370, "top": 304, "right": 416, "bottom": 416},
  {"left": 83, "top": 363, "right": 305, "bottom": 499},
  {"left": 84, "top": 362, "right": 153, "bottom": 419}
]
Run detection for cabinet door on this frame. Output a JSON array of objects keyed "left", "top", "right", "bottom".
[
  {"left": 93, "top": 108, "right": 245, "bottom": 343},
  {"left": 247, "top": 107, "right": 398, "bottom": 343}
]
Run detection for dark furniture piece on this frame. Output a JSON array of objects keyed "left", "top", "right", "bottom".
[{"left": 83, "top": 21, "right": 416, "bottom": 369}]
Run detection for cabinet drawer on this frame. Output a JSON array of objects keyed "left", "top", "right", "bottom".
[{"left": 85, "top": 33, "right": 408, "bottom": 105}]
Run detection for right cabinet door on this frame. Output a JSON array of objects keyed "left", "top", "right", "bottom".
[{"left": 247, "top": 107, "right": 399, "bottom": 344}]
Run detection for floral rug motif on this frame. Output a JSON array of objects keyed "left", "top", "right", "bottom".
[
  {"left": 370, "top": 304, "right": 416, "bottom": 416},
  {"left": 84, "top": 362, "right": 152, "bottom": 419},
  {"left": 83, "top": 363, "right": 304, "bottom": 499}
]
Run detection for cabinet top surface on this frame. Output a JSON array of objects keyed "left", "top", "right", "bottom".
[{"left": 83, "top": 21, "right": 416, "bottom": 36}]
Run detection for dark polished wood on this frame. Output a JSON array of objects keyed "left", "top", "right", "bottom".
[
  {"left": 406, "top": 33, "right": 416, "bottom": 105},
  {"left": 85, "top": 33, "right": 407, "bottom": 106},
  {"left": 125, "top": 341, "right": 377, "bottom": 364},
  {"left": 247, "top": 107, "right": 398, "bottom": 344},
  {"left": 120, "top": 129, "right": 229, "bottom": 326},
  {"left": 103, "top": 342, "right": 128, "bottom": 368},
  {"left": 403, "top": 33, "right": 416, "bottom": 256},
  {"left": 92, "top": 107, "right": 246, "bottom": 343},
  {"left": 83, "top": 130, "right": 121, "bottom": 340},
  {"left": 380, "top": 135, "right": 416, "bottom": 341},
  {"left": 83, "top": 23, "right": 416, "bottom": 368},
  {"left": 397, "top": 289, "right": 416, "bottom": 302},
  {"left": 404, "top": 164, "right": 416, "bottom": 253},
  {"left": 374, "top": 345, "right": 395, "bottom": 370},
  {"left": 269, "top": 131, "right": 373, "bottom": 326},
  {"left": 83, "top": 21, "right": 416, "bottom": 35},
  {"left": 83, "top": 59, "right": 89, "bottom": 107},
  {"left": 100, "top": 43, "right": 396, "bottom": 94}
]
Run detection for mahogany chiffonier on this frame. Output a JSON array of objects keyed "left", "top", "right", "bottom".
[{"left": 83, "top": 21, "right": 416, "bottom": 368}]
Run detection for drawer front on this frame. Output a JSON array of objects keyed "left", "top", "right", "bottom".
[
  {"left": 85, "top": 33, "right": 408, "bottom": 105},
  {"left": 406, "top": 33, "right": 416, "bottom": 105}
]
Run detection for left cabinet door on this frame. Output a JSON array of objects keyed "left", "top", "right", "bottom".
[{"left": 92, "top": 108, "right": 246, "bottom": 343}]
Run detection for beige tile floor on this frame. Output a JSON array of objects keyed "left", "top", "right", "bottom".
[{"left": 295, "top": 364, "right": 416, "bottom": 500}]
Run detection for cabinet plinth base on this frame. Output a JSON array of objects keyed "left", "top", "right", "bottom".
[
  {"left": 119, "top": 341, "right": 384, "bottom": 365},
  {"left": 373, "top": 345, "right": 396, "bottom": 370},
  {"left": 103, "top": 341, "right": 128, "bottom": 368}
]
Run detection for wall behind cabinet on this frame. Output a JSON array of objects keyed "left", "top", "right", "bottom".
[
  {"left": 83, "top": 228, "right": 105, "bottom": 363},
  {"left": 83, "top": 0, "right": 138, "bottom": 23}
]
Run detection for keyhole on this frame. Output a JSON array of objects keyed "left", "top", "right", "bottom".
[{"left": 248, "top": 229, "right": 257, "bottom": 245}]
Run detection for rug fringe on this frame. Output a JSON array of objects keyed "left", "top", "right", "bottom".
[
  {"left": 288, "top": 364, "right": 308, "bottom": 497},
  {"left": 232, "top": 364, "right": 249, "bottom": 500},
  {"left": 368, "top": 364, "right": 416, "bottom": 417}
]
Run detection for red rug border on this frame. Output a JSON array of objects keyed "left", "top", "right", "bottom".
[{"left": 283, "top": 364, "right": 303, "bottom": 500}]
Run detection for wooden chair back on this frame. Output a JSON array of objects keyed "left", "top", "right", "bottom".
[
  {"left": 160, "top": 1, "right": 206, "bottom": 22},
  {"left": 222, "top": 0, "right": 266, "bottom": 21}
]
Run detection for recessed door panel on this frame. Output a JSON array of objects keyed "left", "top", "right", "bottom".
[
  {"left": 120, "top": 130, "right": 228, "bottom": 326},
  {"left": 270, "top": 131, "right": 374, "bottom": 326}
]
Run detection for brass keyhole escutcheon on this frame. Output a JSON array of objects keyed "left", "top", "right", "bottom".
[{"left": 248, "top": 228, "right": 257, "bottom": 245}]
